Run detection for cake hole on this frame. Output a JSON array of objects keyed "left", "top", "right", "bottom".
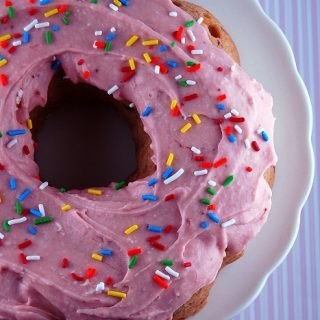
[
  {"left": 208, "top": 24, "right": 221, "bottom": 38},
  {"left": 30, "top": 69, "right": 156, "bottom": 190}
]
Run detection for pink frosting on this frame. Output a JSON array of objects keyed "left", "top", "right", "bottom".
[{"left": 0, "top": 0, "right": 277, "bottom": 319}]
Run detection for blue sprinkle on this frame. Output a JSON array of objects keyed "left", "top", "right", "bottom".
[
  {"left": 142, "top": 105, "right": 152, "bottom": 117},
  {"left": 100, "top": 249, "right": 113, "bottom": 256},
  {"left": 147, "top": 225, "right": 163, "bottom": 233},
  {"left": 23, "top": 32, "right": 30, "bottom": 44},
  {"left": 142, "top": 194, "right": 158, "bottom": 201},
  {"left": 228, "top": 134, "right": 236, "bottom": 143},
  {"left": 28, "top": 226, "right": 38, "bottom": 235},
  {"left": 52, "top": 25, "right": 60, "bottom": 32},
  {"left": 29, "top": 208, "right": 43, "bottom": 217},
  {"left": 200, "top": 221, "right": 209, "bottom": 229},
  {"left": 18, "top": 188, "right": 32, "bottom": 202},
  {"left": 207, "top": 212, "right": 220, "bottom": 224},
  {"left": 39, "top": 0, "right": 52, "bottom": 5},
  {"left": 119, "top": 0, "right": 129, "bottom": 6},
  {"left": 159, "top": 45, "right": 168, "bottom": 52},
  {"left": 262, "top": 131, "right": 269, "bottom": 142},
  {"left": 0, "top": 56, "right": 4, "bottom": 61},
  {"left": 7, "top": 129, "right": 26, "bottom": 136},
  {"left": 106, "top": 32, "right": 116, "bottom": 41},
  {"left": 147, "top": 178, "right": 158, "bottom": 187},
  {"left": 167, "top": 60, "right": 178, "bottom": 68},
  {"left": 51, "top": 59, "right": 61, "bottom": 70},
  {"left": 9, "top": 178, "right": 16, "bottom": 190},
  {"left": 217, "top": 103, "right": 225, "bottom": 111},
  {"left": 162, "top": 167, "right": 173, "bottom": 180}
]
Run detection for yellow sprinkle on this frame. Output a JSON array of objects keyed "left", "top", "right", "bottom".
[
  {"left": 61, "top": 204, "right": 71, "bottom": 211},
  {"left": 126, "top": 35, "right": 139, "bottom": 47},
  {"left": 92, "top": 253, "right": 104, "bottom": 262},
  {"left": 124, "top": 224, "right": 139, "bottom": 235},
  {"left": 0, "top": 59, "right": 8, "bottom": 68},
  {"left": 27, "top": 119, "right": 33, "bottom": 130},
  {"left": 106, "top": 290, "right": 127, "bottom": 299},
  {"left": 180, "top": 123, "right": 192, "bottom": 134},
  {"left": 113, "top": 0, "right": 122, "bottom": 6},
  {"left": 0, "top": 34, "right": 11, "bottom": 43},
  {"left": 87, "top": 188, "right": 103, "bottom": 196},
  {"left": 192, "top": 113, "right": 202, "bottom": 124},
  {"left": 129, "top": 58, "right": 136, "bottom": 70},
  {"left": 44, "top": 8, "right": 59, "bottom": 17},
  {"left": 143, "top": 52, "right": 151, "bottom": 63},
  {"left": 166, "top": 152, "right": 174, "bottom": 167},
  {"left": 170, "top": 99, "right": 177, "bottom": 110},
  {"left": 142, "top": 39, "right": 159, "bottom": 46}
]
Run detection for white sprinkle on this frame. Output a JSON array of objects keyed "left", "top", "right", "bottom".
[
  {"left": 165, "top": 266, "right": 179, "bottom": 278},
  {"left": 95, "top": 30, "right": 102, "bottom": 36},
  {"left": 191, "top": 146, "right": 201, "bottom": 154},
  {"left": 224, "top": 112, "right": 232, "bottom": 119},
  {"left": 231, "top": 109, "right": 239, "bottom": 116},
  {"left": 8, "top": 217, "right": 27, "bottom": 226},
  {"left": 186, "top": 80, "right": 197, "bottom": 86},
  {"left": 35, "top": 22, "right": 50, "bottom": 29},
  {"left": 244, "top": 139, "right": 251, "bottom": 149},
  {"left": 169, "top": 11, "right": 178, "bottom": 17},
  {"left": 175, "top": 74, "right": 182, "bottom": 80},
  {"left": 93, "top": 41, "right": 98, "bottom": 49},
  {"left": 38, "top": 204, "right": 45, "bottom": 216},
  {"left": 155, "top": 270, "right": 171, "bottom": 280},
  {"left": 26, "top": 255, "right": 41, "bottom": 261},
  {"left": 164, "top": 168, "right": 184, "bottom": 185},
  {"left": 12, "top": 40, "right": 22, "bottom": 47},
  {"left": 257, "top": 127, "right": 264, "bottom": 134},
  {"left": 16, "top": 89, "right": 24, "bottom": 105},
  {"left": 96, "top": 282, "right": 105, "bottom": 292},
  {"left": 129, "top": 103, "right": 135, "bottom": 108},
  {"left": 231, "top": 64, "right": 236, "bottom": 72},
  {"left": 7, "top": 138, "right": 18, "bottom": 149},
  {"left": 234, "top": 125, "right": 243, "bottom": 134},
  {"left": 109, "top": 3, "right": 119, "bottom": 11},
  {"left": 191, "top": 49, "right": 203, "bottom": 55},
  {"left": 107, "top": 85, "right": 119, "bottom": 95},
  {"left": 194, "top": 169, "right": 208, "bottom": 176},
  {"left": 181, "top": 37, "right": 186, "bottom": 44},
  {"left": 208, "top": 180, "right": 217, "bottom": 187},
  {"left": 154, "top": 65, "right": 160, "bottom": 74},
  {"left": 39, "top": 181, "right": 49, "bottom": 190},
  {"left": 187, "top": 29, "right": 196, "bottom": 42},
  {"left": 221, "top": 218, "right": 236, "bottom": 228},
  {"left": 110, "top": 27, "right": 116, "bottom": 33},
  {"left": 0, "top": 232, "right": 4, "bottom": 240},
  {"left": 197, "top": 17, "right": 204, "bottom": 24},
  {"left": 24, "top": 19, "right": 38, "bottom": 32}
]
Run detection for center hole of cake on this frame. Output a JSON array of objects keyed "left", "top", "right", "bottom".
[{"left": 30, "top": 69, "right": 155, "bottom": 191}]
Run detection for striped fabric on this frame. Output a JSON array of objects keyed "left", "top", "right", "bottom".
[{"left": 233, "top": 0, "right": 319, "bottom": 319}]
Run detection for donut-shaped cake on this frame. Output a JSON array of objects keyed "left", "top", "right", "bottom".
[{"left": 0, "top": 1, "right": 277, "bottom": 319}]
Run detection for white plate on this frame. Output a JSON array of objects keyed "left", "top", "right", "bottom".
[{"left": 188, "top": 0, "right": 315, "bottom": 319}]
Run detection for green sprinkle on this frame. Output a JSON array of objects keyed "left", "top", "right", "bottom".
[
  {"left": 170, "top": 41, "right": 176, "bottom": 47},
  {"left": 0, "top": 132, "right": 2, "bottom": 138},
  {"left": 207, "top": 188, "right": 216, "bottom": 196},
  {"left": 15, "top": 201, "right": 23, "bottom": 215},
  {"left": 45, "top": 30, "right": 52, "bottom": 45},
  {"left": 184, "top": 20, "right": 195, "bottom": 27},
  {"left": 105, "top": 41, "right": 111, "bottom": 52},
  {"left": 128, "top": 255, "right": 138, "bottom": 269},
  {"left": 34, "top": 217, "right": 53, "bottom": 225},
  {"left": 65, "top": 10, "right": 72, "bottom": 17},
  {"left": 178, "top": 80, "right": 188, "bottom": 88},
  {"left": 62, "top": 17, "right": 70, "bottom": 25},
  {"left": 162, "top": 259, "right": 174, "bottom": 266},
  {"left": 222, "top": 175, "right": 234, "bottom": 187},
  {"left": 90, "top": 0, "right": 98, "bottom": 3},
  {"left": 115, "top": 181, "right": 126, "bottom": 190},
  {"left": 60, "top": 187, "right": 66, "bottom": 193},
  {"left": 2, "top": 219, "right": 10, "bottom": 232},
  {"left": 200, "top": 198, "right": 210, "bottom": 205},
  {"left": 8, "top": 7, "right": 15, "bottom": 19}
]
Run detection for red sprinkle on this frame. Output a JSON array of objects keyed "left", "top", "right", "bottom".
[
  {"left": 246, "top": 166, "right": 253, "bottom": 172},
  {"left": 164, "top": 194, "right": 175, "bottom": 201},
  {"left": 19, "top": 253, "right": 27, "bottom": 264},
  {"left": 186, "top": 63, "right": 201, "bottom": 72},
  {"left": 183, "top": 261, "right": 192, "bottom": 268},
  {"left": 164, "top": 225, "right": 174, "bottom": 234},
  {"left": 184, "top": 93, "right": 199, "bottom": 101},
  {"left": 85, "top": 268, "right": 97, "bottom": 279},
  {"left": 216, "top": 67, "right": 224, "bottom": 72},
  {"left": 0, "top": 163, "right": 4, "bottom": 171},
  {"left": 22, "top": 208, "right": 29, "bottom": 216},
  {"left": 105, "top": 276, "right": 113, "bottom": 286},
  {"left": 120, "top": 66, "right": 131, "bottom": 72},
  {"left": 150, "top": 56, "right": 159, "bottom": 64},
  {"left": 71, "top": 272, "right": 85, "bottom": 282},
  {"left": 200, "top": 162, "right": 213, "bottom": 169},
  {"left": 22, "top": 145, "right": 30, "bottom": 155},
  {"left": 175, "top": 26, "right": 184, "bottom": 41},
  {"left": 18, "top": 239, "right": 32, "bottom": 249},
  {"left": 1, "top": 16, "right": 9, "bottom": 24},
  {"left": 147, "top": 235, "right": 162, "bottom": 242},
  {"left": 58, "top": 5, "right": 68, "bottom": 13},
  {"left": 159, "top": 63, "right": 168, "bottom": 74},
  {"left": 95, "top": 41, "right": 106, "bottom": 49},
  {"left": 8, "top": 46, "right": 16, "bottom": 54},
  {"left": 83, "top": 71, "right": 90, "bottom": 80},
  {"left": 187, "top": 44, "right": 196, "bottom": 52},
  {"left": 217, "top": 94, "right": 227, "bottom": 102},
  {"left": 213, "top": 157, "right": 228, "bottom": 168},
  {"left": 251, "top": 141, "right": 260, "bottom": 152},
  {"left": 151, "top": 241, "right": 166, "bottom": 251},
  {"left": 0, "top": 41, "right": 9, "bottom": 48},
  {"left": 225, "top": 126, "right": 233, "bottom": 135},
  {"left": 28, "top": 8, "right": 38, "bottom": 16},
  {"left": 194, "top": 155, "right": 205, "bottom": 162},
  {"left": 77, "top": 59, "right": 84, "bottom": 66},
  {"left": 153, "top": 274, "right": 169, "bottom": 289},
  {"left": 128, "top": 248, "right": 142, "bottom": 256},
  {"left": 229, "top": 116, "right": 245, "bottom": 123},
  {"left": 213, "top": 118, "right": 224, "bottom": 125},
  {"left": 13, "top": 33, "right": 22, "bottom": 39},
  {"left": 208, "top": 204, "right": 216, "bottom": 211},
  {"left": 0, "top": 74, "right": 8, "bottom": 86},
  {"left": 171, "top": 106, "right": 180, "bottom": 117},
  {"left": 61, "top": 258, "right": 69, "bottom": 268},
  {"left": 120, "top": 70, "right": 136, "bottom": 83},
  {"left": 5, "top": 1, "right": 13, "bottom": 7}
]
